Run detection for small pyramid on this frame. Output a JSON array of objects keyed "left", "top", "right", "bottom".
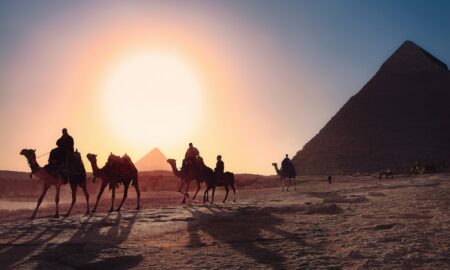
[
  {"left": 292, "top": 41, "right": 450, "bottom": 174},
  {"left": 135, "top": 148, "right": 171, "bottom": 171}
]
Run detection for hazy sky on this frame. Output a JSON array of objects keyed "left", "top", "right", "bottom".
[{"left": 1, "top": 1, "right": 449, "bottom": 174}]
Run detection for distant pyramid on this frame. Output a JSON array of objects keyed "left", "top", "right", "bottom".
[
  {"left": 135, "top": 148, "right": 171, "bottom": 171},
  {"left": 292, "top": 41, "right": 450, "bottom": 175}
]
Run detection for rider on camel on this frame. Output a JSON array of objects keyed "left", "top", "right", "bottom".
[
  {"left": 215, "top": 155, "right": 224, "bottom": 183},
  {"left": 281, "top": 154, "right": 290, "bottom": 171},
  {"left": 57, "top": 128, "right": 74, "bottom": 154},
  {"left": 48, "top": 128, "right": 75, "bottom": 177},
  {"left": 182, "top": 143, "right": 200, "bottom": 172}
]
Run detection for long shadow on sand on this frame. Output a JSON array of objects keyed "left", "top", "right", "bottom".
[
  {"left": 0, "top": 212, "right": 142, "bottom": 269},
  {"left": 186, "top": 205, "right": 310, "bottom": 270},
  {"left": 0, "top": 218, "right": 68, "bottom": 268},
  {"left": 33, "top": 212, "right": 142, "bottom": 269}
]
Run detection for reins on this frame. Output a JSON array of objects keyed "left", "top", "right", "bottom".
[{"left": 36, "top": 151, "right": 50, "bottom": 159}]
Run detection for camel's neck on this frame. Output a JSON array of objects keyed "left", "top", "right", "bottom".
[
  {"left": 89, "top": 160, "right": 103, "bottom": 177},
  {"left": 26, "top": 157, "right": 41, "bottom": 174},
  {"left": 169, "top": 162, "right": 181, "bottom": 177},
  {"left": 273, "top": 165, "right": 281, "bottom": 175}
]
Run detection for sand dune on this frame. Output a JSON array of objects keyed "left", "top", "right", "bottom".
[{"left": 0, "top": 174, "right": 449, "bottom": 269}]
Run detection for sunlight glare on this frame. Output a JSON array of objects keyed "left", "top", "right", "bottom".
[{"left": 100, "top": 50, "right": 203, "bottom": 148}]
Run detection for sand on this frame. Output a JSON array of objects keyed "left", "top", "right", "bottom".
[{"left": 1, "top": 174, "right": 450, "bottom": 269}]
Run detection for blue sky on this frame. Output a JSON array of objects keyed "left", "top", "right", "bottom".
[{"left": 0, "top": 1, "right": 449, "bottom": 173}]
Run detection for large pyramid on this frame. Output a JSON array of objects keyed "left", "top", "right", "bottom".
[
  {"left": 135, "top": 148, "right": 171, "bottom": 171},
  {"left": 292, "top": 41, "right": 450, "bottom": 175}
]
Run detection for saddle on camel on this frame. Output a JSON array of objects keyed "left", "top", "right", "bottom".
[
  {"left": 87, "top": 152, "right": 140, "bottom": 212},
  {"left": 105, "top": 153, "right": 138, "bottom": 189}
]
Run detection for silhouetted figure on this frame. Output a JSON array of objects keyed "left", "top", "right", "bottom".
[
  {"left": 215, "top": 155, "right": 224, "bottom": 182},
  {"left": 182, "top": 142, "right": 200, "bottom": 173},
  {"left": 281, "top": 154, "right": 290, "bottom": 171},
  {"left": 214, "top": 155, "right": 225, "bottom": 175},
  {"left": 203, "top": 155, "right": 236, "bottom": 203},
  {"left": 57, "top": 128, "right": 74, "bottom": 153},
  {"left": 48, "top": 128, "right": 75, "bottom": 179},
  {"left": 20, "top": 149, "right": 89, "bottom": 218},
  {"left": 328, "top": 175, "right": 332, "bottom": 184},
  {"left": 87, "top": 153, "right": 140, "bottom": 212},
  {"left": 185, "top": 142, "right": 200, "bottom": 159},
  {"left": 379, "top": 169, "right": 394, "bottom": 179}
]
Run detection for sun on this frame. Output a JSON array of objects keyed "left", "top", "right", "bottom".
[{"left": 100, "top": 50, "right": 203, "bottom": 147}]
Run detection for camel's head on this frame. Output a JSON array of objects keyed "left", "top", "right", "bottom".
[
  {"left": 167, "top": 159, "right": 176, "bottom": 166},
  {"left": 86, "top": 153, "right": 97, "bottom": 162},
  {"left": 272, "top": 163, "right": 277, "bottom": 167},
  {"left": 20, "top": 149, "right": 36, "bottom": 160}
]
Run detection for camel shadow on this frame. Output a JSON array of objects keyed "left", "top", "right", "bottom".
[
  {"left": 186, "top": 205, "right": 308, "bottom": 269},
  {"left": 32, "top": 212, "right": 142, "bottom": 269},
  {"left": 0, "top": 218, "right": 69, "bottom": 268},
  {"left": 0, "top": 212, "right": 142, "bottom": 269}
]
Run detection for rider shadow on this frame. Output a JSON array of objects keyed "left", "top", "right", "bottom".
[
  {"left": 30, "top": 212, "right": 142, "bottom": 269},
  {"left": 0, "top": 218, "right": 71, "bottom": 268},
  {"left": 186, "top": 205, "right": 308, "bottom": 269}
]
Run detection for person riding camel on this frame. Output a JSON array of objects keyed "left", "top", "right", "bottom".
[
  {"left": 57, "top": 128, "right": 74, "bottom": 154},
  {"left": 185, "top": 142, "right": 199, "bottom": 159},
  {"left": 48, "top": 128, "right": 74, "bottom": 178},
  {"left": 215, "top": 155, "right": 224, "bottom": 183},
  {"left": 182, "top": 143, "right": 200, "bottom": 173},
  {"left": 281, "top": 154, "right": 290, "bottom": 171}
]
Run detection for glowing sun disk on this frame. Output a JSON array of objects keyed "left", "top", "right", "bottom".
[{"left": 100, "top": 50, "right": 203, "bottom": 147}]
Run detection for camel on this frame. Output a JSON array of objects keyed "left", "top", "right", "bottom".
[
  {"left": 20, "top": 149, "right": 89, "bottom": 219},
  {"left": 86, "top": 153, "right": 140, "bottom": 212},
  {"left": 272, "top": 162, "right": 297, "bottom": 192},
  {"left": 167, "top": 158, "right": 198, "bottom": 203},
  {"left": 379, "top": 169, "right": 394, "bottom": 179},
  {"left": 203, "top": 169, "right": 237, "bottom": 204}
]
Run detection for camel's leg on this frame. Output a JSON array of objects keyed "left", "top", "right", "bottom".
[
  {"left": 293, "top": 177, "right": 297, "bottom": 191},
  {"left": 231, "top": 183, "right": 237, "bottom": 202},
  {"left": 223, "top": 185, "right": 229, "bottom": 203},
  {"left": 133, "top": 179, "right": 141, "bottom": 210},
  {"left": 54, "top": 184, "right": 61, "bottom": 218},
  {"left": 181, "top": 181, "right": 191, "bottom": 204},
  {"left": 110, "top": 186, "right": 116, "bottom": 212},
  {"left": 65, "top": 184, "right": 77, "bottom": 217},
  {"left": 282, "top": 177, "right": 285, "bottom": 192},
  {"left": 204, "top": 185, "right": 210, "bottom": 202},
  {"left": 116, "top": 183, "right": 129, "bottom": 211},
  {"left": 31, "top": 182, "right": 50, "bottom": 219},
  {"left": 203, "top": 187, "right": 210, "bottom": 203},
  {"left": 192, "top": 180, "right": 201, "bottom": 200},
  {"left": 81, "top": 184, "right": 90, "bottom": 215},
  {"left": 92, "top": 182, "right": 107, "bottom": 213},
  {"left": 210, "top": 187, "right": 216, "bottom": 204}
]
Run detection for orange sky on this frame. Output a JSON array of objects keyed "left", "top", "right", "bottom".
[
  {"left": 1, "top": 3, "right": 315, "bottom": 175},
  {"left": 3, "top": 2, "right": 447, "bottom": 174}
]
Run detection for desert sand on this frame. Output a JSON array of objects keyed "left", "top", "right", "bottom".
[{"left": 0, "top": 174, "right": 450, "bottom": 269}]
